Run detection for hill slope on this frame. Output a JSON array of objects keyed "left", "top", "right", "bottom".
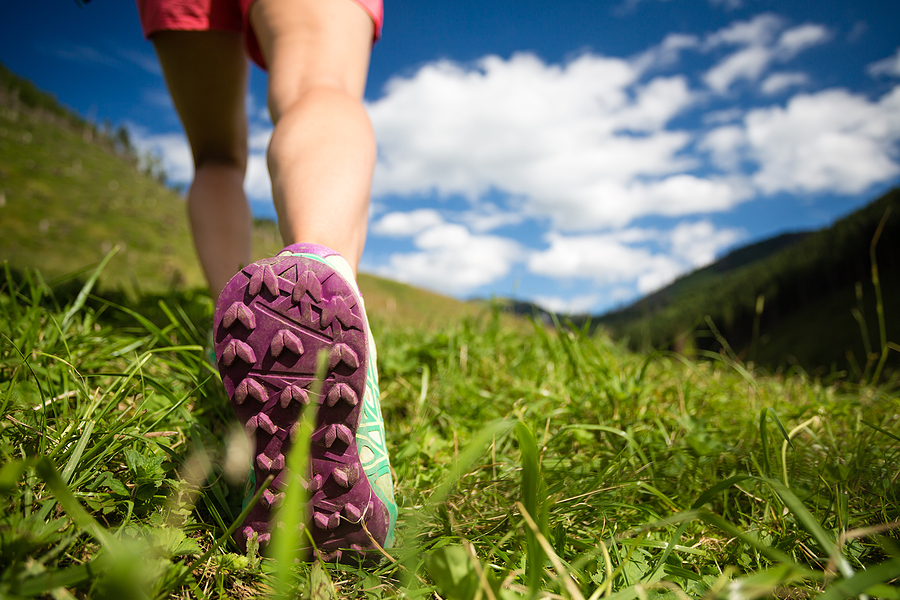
[
  {"left": 0, "top": 64, "right": 486, "bottom": 330},
  {"left": 602, "top": 231, "right": 810, "bottom": 325},
  {"left": 596, "top": 188, "right": 900, "bottom": 375}
]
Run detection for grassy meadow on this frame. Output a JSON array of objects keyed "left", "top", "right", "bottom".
[{"left": 1, "top": 258, "right": 899, "bottom": 599}]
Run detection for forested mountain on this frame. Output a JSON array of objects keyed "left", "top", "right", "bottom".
[{"left": 595, "top": 188, "right": 900, "bottom": 376}]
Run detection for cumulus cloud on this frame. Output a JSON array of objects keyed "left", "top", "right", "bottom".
[
  {"left": 868, "top": 47, "right": 900, "bottom": 78},
  {"left": 528, "top": 222, "right": 742, "bottom": 295},
  {"left": 669, "top": 221, "right": 742, "bottom": 266},
  {"left": 705, "top": 13, "right": 784, "bottom": 48},
  {"left": 245, "top": 125, "right": 273, "bottom": 201},
  {"left": 372, "top": 212, "right": 522, "bottom": 294},
  {"left": 760, "top": 71, "right": 810, "bottom": 95},
  {"left": 368, "top": 52, "right": 758, "bottom": 231},
  {"left": 700, "top": 125, "right": 746, "bottom": 170},
  {"left": 532, "top": 294, "right": 604, "bottom": 315},
  {"left": 705, "top": 87, "right": 900, "bottom": 194},
  {"left": 363, "top": 18, "right": 900, "bottom": 306},
  {"left": 245, "top": 154, "right": 271, "bottom": 200},
  {"left": 372, "top": 209, "right": 444, "bottom": 236},
  {"left": 528, "top": 231, "right": 680, "bottom": 294},
  {"left": 633, "top": 33, "right": 700, "bottom": 72},
  {"left": 702, "top": 15, "right": 829, "bottom": 92},
  {"left": 777, "top": 24, "right": 831, "bottom": 56}
]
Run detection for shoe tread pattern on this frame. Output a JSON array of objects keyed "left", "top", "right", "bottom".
[{"left": 214, "top": 255, "right": 389, "bottom": 562}]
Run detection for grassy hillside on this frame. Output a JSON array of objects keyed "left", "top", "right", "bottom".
[
  {"left": 602, "top": 231, "right": 810, "bottom": 325},
  {"left": 596, "top": 189, "right": 900, "bottom": 377},
  {"left": 2, "top": 263, "right": 899, "bottom": 599},
  {"left": 0, "top": 64, "right": 488, "bottom": 331},
  {"left": 1, "top": 78, "right": 208, "bottom": 291}
]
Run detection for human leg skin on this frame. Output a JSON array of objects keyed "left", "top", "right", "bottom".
[
  {"left": 151, "top": 30, "right": 252, "bottom": 300},
  {"left": 249, "top": 0, "right": 376, "bottom": 273},
  {"left": 212, "top": 1, "right": 396, "bottom": 559}
]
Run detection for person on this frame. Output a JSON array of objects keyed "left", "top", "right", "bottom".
[{"left": 135, "top": 0, "right": 397, "bottom": 562}]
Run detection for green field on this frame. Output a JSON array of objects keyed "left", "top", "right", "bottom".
[{"left": 1, "top": 263, "right": 899, "bottom": 599}]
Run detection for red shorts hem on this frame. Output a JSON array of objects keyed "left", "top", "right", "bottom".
[{"left": 135, "top": 0, "right": 383, "bottom": 70}]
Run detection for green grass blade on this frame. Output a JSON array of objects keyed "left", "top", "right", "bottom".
[
  {"left": 59, "top": 246, "right": 119, "bottom": 333},
  {"left": 763, "top": 478, "right": 855, "bottom": 579},
  {"left": 271, "top": 349, "right": 326, "bottom": 599},
  {"left": 691, "top": 474, "right": 753, "bottom": 509},
  {"left": 816, "top": 557, "right": 900, "bottom": 600},
  {"left": 759, "top": 408, "right": 771, "bottom": 478},
  {"left": 516, "top": 421, "right": 546, "bottom": 594},
  {"left": 430, "top": 419, "right": 514, "bottom": 507},
  {"left": 697, "top": 510, "right": 800, "bottom": 566},
  {"left": 35, "top": 457, "right": 118, "bottom": 552},
  {"left": 861, "top": 419, "right": 900, "bottom": 444},
  {"left": 59, "top": 420, "right": 95, "bottom": 485},
  {"left": 16, "top": 561, "right": 98, "bottom": 596}
]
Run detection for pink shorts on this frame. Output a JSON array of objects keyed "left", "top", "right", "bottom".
[{"left": 135, "top": 0, "right": 383, "bottom": 70}]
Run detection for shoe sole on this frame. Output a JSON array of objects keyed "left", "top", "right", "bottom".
[{"left": 213, "top": 254, "right": 390, "bottom": 562}]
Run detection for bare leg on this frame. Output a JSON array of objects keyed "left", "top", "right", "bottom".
[
  {"left": 152, "top": 31, "right": 252, "bottom": 299},
  {"left": 250, "top": 0, "right": 376, "bottom": 274}
]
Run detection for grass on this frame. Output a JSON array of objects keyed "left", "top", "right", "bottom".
[{"left": 1, "top": 259, "right": 899, "bottom": 600}]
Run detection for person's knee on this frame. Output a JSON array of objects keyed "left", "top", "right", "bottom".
[
  {"left": 192, "top": 144, "right": 249, "bottom": 175},
  {"left": 267, "top": 73, "right": 359, "bottom": 125}
]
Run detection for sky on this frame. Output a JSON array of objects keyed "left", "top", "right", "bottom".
[{"left": 3, "top": 1, "right": 900, "bottom": 315}]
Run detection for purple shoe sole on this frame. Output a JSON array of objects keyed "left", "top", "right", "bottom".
[{"left": 213, "top": 253, "right": 390, "bottom": 562}]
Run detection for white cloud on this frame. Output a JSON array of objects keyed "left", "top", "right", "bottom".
[
  {"left": 704, "top": 45, "right": 774, "bottom": 92},
  {"left": 373, "top": 214, "right": 522, "bottom": 294},
  {"left": 459, "top": 206, "right": 525, "bottom": 233},
  {"left": 369, "top": 52, "right": 758, "bottom": 232},
  {"left": 700, "top": 125, "right": 745, "bottom": 170},
  {"left": 528, "top": 231, "right": 678, "bottom": 288},
  {"left": 367, "top": 16, "right": 847, "bottom": 241},
  {"left": 633, "top": 33, "right": 699, "bottom": 72},
  {"left": 701, "top": 86, "right": 900, "bottom": 195},
  {"left": 528, "top": 222, "right": 741, "bottom": 295},
  {"left": 705, "top": 13, "right": 783, "bottom": 49},
  {"left": 249, "top": 126, "right": 272, "bottom": 152},
  {"left": 745, "top": 87, "right": 900, "bottom": 194},
  {"left": 760, "top": 72, "right": 809, "bottom": 95},
  {"left": 372, "top": 209, "right": 444, "bottom": 236},
  {"left": 532, "top": 294, "right": 603, "bottom": 315},
  {"left": 868, "top": 47, "right": 900, "bottom": 78},
  {"left": 702, "top": 16, "right": 829, "bottom": 93},
  {"left": 776, "top": 24, "right": 831, "bottom": 57},
  {"left": 245, "top": 154, "right": 271, "bottom": 201},
  {"left": 669, "top": 220, "right": 742, "bottom": 266}
]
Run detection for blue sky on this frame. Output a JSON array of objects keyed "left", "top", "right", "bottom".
[{"left": 3, "top": 0, "right": 900, "bottom": 314}]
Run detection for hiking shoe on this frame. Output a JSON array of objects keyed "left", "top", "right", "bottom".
[{"left": 213, "top": 243, "right": 397, "bottom": 562}]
